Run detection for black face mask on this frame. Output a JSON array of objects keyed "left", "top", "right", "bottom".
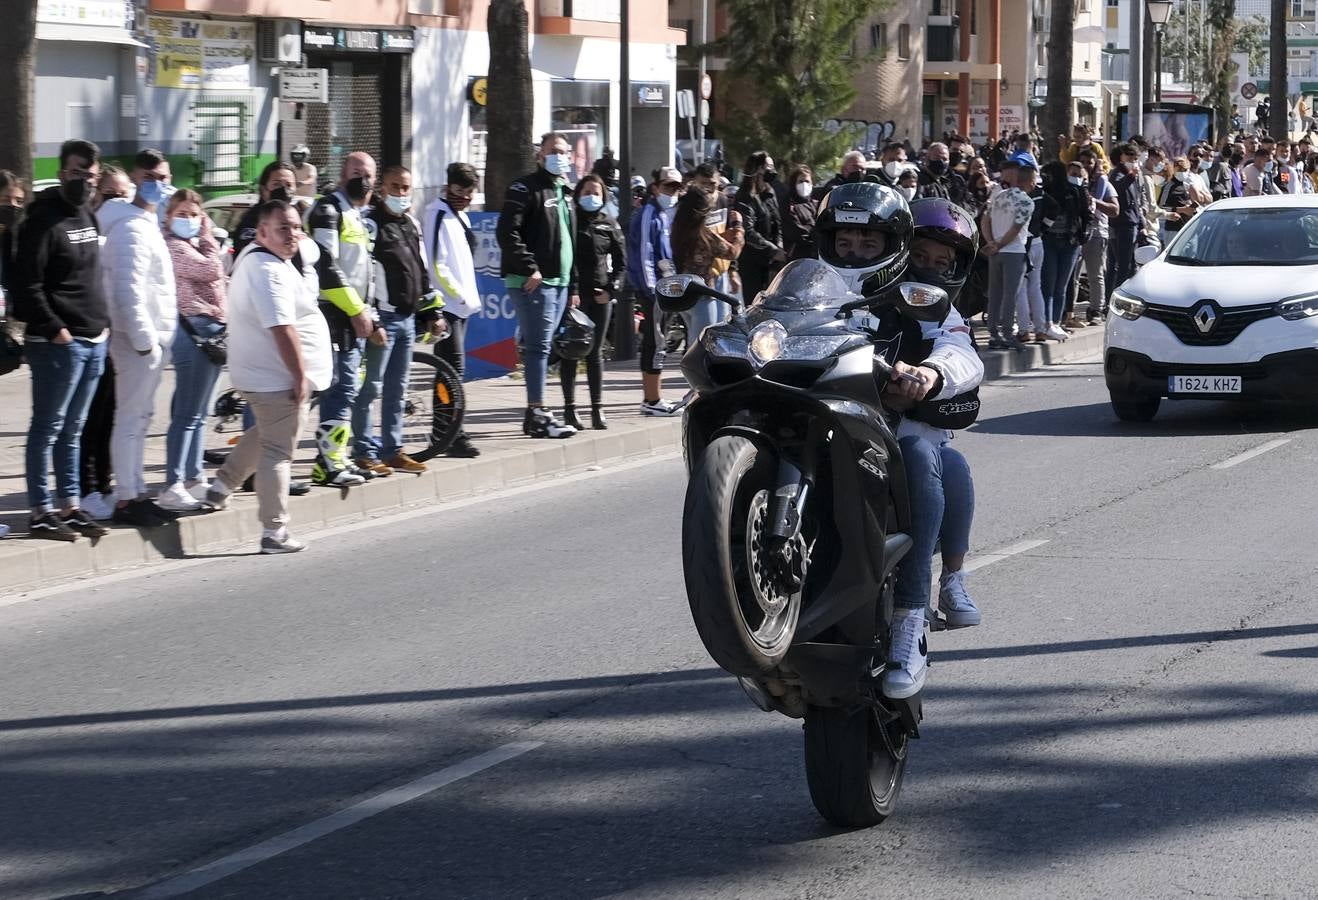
[
  {"left": 1230, "top": 153, "right": 1245, "bottom": 168},
  {"left": 949, "top": 151, "right": 964, "bottom": 168},
  {"left": 446, "top": 193, "right": 471, "bottom": 212},
  {"left": 290, "top": 154, "right": 307, "bottom": 166},
  {"left": 268, "top": 185, "right": 293, "bottom": 204},
  {"left": 0, "top": 205, "right": 18, "bottom": 232},
  {"left": 345, "top": 176, "right": 371, "bottom": 203},
  {"left": 926, "top": 159, "right": 949, "bottom": 177},
  {"left": 762, "top": 169, "right": 778, "bottom": 184},
  {"left": 62, "top": 178, "right": 90, "bottom": 207},
  {"left": 844, "top": 170, "right": 865, "bottom": 184}
]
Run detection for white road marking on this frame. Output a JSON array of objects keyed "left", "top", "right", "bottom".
[
  {"left": 137, "top": 741, "right": 543, "bottom": 899},
  {"left": 0, "top": 451, "right": 681, "bottom": 607},
  {"left": 963, "top": 539, "right": 1051, "bottom": 574},
  {"left": 1210, "top": 438, "right": 1290, "bottom": 470}
]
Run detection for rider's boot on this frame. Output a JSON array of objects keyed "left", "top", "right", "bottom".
[{"left": 312, "top": 421, "right": 366, "bottom": 487}]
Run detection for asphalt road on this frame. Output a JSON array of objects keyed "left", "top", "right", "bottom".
[{"left": 5, "top": 353, "right": 1318, "bottom": 899}]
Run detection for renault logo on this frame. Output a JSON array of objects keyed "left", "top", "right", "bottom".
[{"left": 1192, "top": 302, "right": 1218, "bottom": 334}]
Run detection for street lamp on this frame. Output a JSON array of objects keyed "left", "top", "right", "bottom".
[{"left": 1147, "top": 0, "right": 1174, "bottom": 104}]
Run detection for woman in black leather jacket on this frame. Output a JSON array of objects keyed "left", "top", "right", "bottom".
[{"left": 561, "top": 174, "right": 625, "bottom": 430}]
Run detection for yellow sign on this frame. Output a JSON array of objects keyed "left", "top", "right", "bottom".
[
  {"left": 154, "top": 36, "right": 202, "bottom": 89},
  {"left": 470, "top": 77, "right": 488, "bottom": 107},
  {"left": 147, "top": 15, "right": 254, "bottom": 90}
]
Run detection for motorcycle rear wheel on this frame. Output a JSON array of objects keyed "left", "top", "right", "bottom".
[
  {"left": 803, "top": 701, "right": 909, "bottom": 828},
  {"left": 683, "top": 435, "right": 802, "bottom": 675}
]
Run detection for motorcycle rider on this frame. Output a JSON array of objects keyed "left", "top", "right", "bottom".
[{"left": 813, "top": 183, "right": 985, "bottom": 700}]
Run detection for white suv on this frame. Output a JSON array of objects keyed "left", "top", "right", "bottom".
[{"left": 1104, "top": 195, "right": 1318, "bottom": 421}]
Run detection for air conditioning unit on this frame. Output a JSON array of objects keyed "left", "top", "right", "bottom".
[
  {"left": 257, "top": 20, "right": 302, "bottom": 65},
  {"left": 942, "top": 79, "right": 960, "bottom": 98}
]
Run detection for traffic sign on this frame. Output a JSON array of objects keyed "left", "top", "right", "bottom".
[
  {"left": 700, "top": 99, "right": 710, "bottom": 126},
  {"left": 1241, "top": 81, "right": 1259, "bottom": 100},
  {"left": 469, "top": 77, "right": 488, "bottom": 107},
  {"left": 279, "top": 68, "right": 328, "bottom": 103},
  {"left": 700, "top": 72, "right": 712, "bottom": 100}
]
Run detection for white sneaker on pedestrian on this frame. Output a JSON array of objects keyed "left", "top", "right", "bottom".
[
  {"left": 188, "top": 482, "right": 210, "bottom": 503},
  {"left": 260, "top": 527, "right": 306, "bottom": 554},
  {"left": 1046, "top": 324, "right": 1070, "bottom": 342},
  {"left": 882, "top": 609, "right": 928, "bottom": 700},
  {"left": 80, "top": 492, "right": 115, "bottom": 522},
  {"left": 156, "top": 482, "right": 203, "bottom": 512},
  {"left": 938, "top": 568, "right": 982, "bottom": 628},
  {"left": 640, "top": 398, "right": 681, "bottom": 417}
]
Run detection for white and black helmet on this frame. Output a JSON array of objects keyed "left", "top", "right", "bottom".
[{"left": 814, "top": 182, "right": 912, "bottom": 295}]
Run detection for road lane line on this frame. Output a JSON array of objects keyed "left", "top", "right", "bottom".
[
  {"left": 137, "top": 741, "right": 543, "bottom": 899},
  {"left": 964, "top": 539, "right": 1051, "bottom": 574},
  {"left": 1211, "top": 439, "right": 1291, "bottom": 470}
]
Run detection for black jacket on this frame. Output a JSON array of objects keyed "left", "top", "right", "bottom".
[
  {"left": 916, "top": 170, "right": 967, "bottom": 206},
  {"left": 782, "top": 196, "right": 818, "bottom": 261},
  {"left": 11, "top": 187, "right": 107, "bottom": 340},
  {"left": 1040, "top": 184, "right": 1092, "bottom": 246},
  {"left": 496, "top": 167, "right": 578, "bottom": 290},
  {"left": 367, "top": 204, "right": 434, "bottom": 317},
  {"left": 575, "top": 210, "right": 625, "bottom": 297},
  {"left": 735, "top": 184, "right": 783, "bottom": 271}
]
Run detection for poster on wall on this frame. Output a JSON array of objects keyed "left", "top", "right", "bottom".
[
  {"left": 146, "top": 16, "right": 254, "bottom": 91},
  {"left": 463, "top": 212, "right": 520, "bottom": 381}
]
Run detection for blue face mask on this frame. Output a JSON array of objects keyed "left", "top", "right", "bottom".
[
  {"left": 543, "top": 153, "right": 571, "bottom": 176},
  {"left": 137, "top": 178, "right": 167, "bottom": 206},
  {"left": 384, "top": 194, "right": 412, "bottom": 215},
  {"left": 170, "top": 216, "right": 201, "bottom": 240},
  {"left": 578, "top": 194, "right": 604, "bottom": 213}
]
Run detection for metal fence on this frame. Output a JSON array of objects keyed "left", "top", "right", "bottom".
[{"left": 192, "top": 93, "right": 254, "bottom": 191}]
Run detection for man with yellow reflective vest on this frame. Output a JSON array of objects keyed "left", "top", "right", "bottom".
[{"left": 306, "top": 151, "right": 382, "bottom": 486}]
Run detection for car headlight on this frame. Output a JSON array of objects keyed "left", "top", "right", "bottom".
[
  {"left": 1276, "top": 292, "right": 1318, "bottom": 321},
  {"left": 747, "top": 321, "right": 787, "bottom": 366},
  {"left": 1110, "top": 288, "right": 1146, "bottom": 321}
]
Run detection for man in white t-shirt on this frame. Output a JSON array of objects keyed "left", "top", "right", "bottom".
[
  {"left": 204, "top": 200, "right": 339, "bottom": 553},
  {"left": 982, "top": 160, "right": 1037, "bottom": 350}
]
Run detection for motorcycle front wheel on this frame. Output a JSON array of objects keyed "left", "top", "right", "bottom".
[
  {"left": 803, "top": 700, "right": 909, "bottom": 828},
  {"left": 683, "top": 435, "right": 802, "bottom": 675}
]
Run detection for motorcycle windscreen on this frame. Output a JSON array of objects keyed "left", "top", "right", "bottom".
[{"left": 756, "top": 258, "right": 856, "bottom": 312}]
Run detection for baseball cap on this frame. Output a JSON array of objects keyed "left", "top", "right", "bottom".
[
  {"left": 630, "top": 175, "right": 648, "bottom": 190},
  {"left": 654, "top": 166, "right": 682, "bottom": 186}
]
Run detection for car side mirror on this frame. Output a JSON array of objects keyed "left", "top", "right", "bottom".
[
  {"left": 655, "top": 274, "right": 704, "bottom": 313},
  {"left": 1134, "top": 244, "right": 1160, "bottom": 266}
]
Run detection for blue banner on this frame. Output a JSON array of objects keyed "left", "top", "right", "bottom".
[{"left": 462, "top": 211, "right": 519, "bottom": 381}]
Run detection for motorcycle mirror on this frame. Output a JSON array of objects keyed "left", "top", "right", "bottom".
[{"left": 655, "top": 274, "right": 705, "bottom": 313}]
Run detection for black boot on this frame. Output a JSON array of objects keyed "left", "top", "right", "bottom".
[
  {"left": 563, "top": 404, "right": 586, "bottom": 431},
  {"left": 591, "top": 404, "right": 608, "bottom": 430}
]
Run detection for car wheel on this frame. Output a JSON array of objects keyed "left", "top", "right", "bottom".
[{"left": 1111, "top": 394, "right": 1160, "bottom": 422}]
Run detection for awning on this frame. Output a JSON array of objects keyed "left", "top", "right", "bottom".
[{"left": 37, "top": 22, "right": 147, "bottom": 47}]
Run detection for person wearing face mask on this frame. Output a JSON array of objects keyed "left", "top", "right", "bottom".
[
  {"left": 871, "top": 144, "right": 907, "bottom": 190},
  {"left": 496, "top": 132, "right": 583, "bottom": 436},
  {"left": 1070, "top": 148, "right": 1118, "bottom": 326},
  {"left": 1158, "top": 157, "right": 1201, "bottom": 244},
  {"left": 289, "top": 145, "right": 317, "bottom": 199},
  {"left": 231, "top": 162, "right": 298, "bottom": 258},
  {"left": 1139, "top": 147, "right": 1174, "bottom": 243},
  {"left": 781, "top": 165, "right": 819, "bottom": 261},
  {"left": 307, "top": 151, "right": 382, "bottom": 482},
  {"left": 157, "top": 189, "right": 226, "bottom": 513},
  {"left": 625, "top": 165, "right": 685, "bottom": 416},
  {"left": 1241, "top": 147, "right": 1281, "bottom": 197},
  {"left": 818, "top": 150, "right": 873, "bottom": 196},
  {"left": 1037, "top": 161, "right": 1092, "bottom": 339},
  {"left": 97, "top": 148, "right": 178, "bottom": 528},
  {"left": 560, "top": 174, "right": 625, "bottom": 430},
  {"left": 1107, "top": 143, "right": 1145, "bottom": 301},
  {"left": 897, "top": 167, "right": 920, "bottom": 203},
  {"left": 353, "top": 165, "right": 442, "bottom": 475},
  {"left": 687, "top": 162, "right": 745, "bottom": 298},
  {"left": 422, "top": 162, "right": 482, "bottom": 458},
  {"left": 14, "top": 140, "right": 115, "bottom": 540},
  {"left": 916, "top": 142, "right": 967, "bottom": 205},
  {"left": 734, "top": 150, "right": 786, "bottom": 303}
]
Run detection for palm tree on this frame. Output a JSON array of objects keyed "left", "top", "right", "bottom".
[
  {"left": 1270, "top": 0, "right": 1287, "bottom": 137},
  {"left": 485, "top": 0, "right": 535, "bottom": 206},
  {"left": 0, "top": 3, "right": 36, "bottom": 179},
  {"left": 1041, "top": 0, "right": 1075, "bottom": 162}
]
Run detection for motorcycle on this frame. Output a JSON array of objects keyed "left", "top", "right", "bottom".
[{"left": 658, "top": 258, "right": 951, "bottom": 828}]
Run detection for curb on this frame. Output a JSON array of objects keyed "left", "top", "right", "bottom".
[{"left": 0, "top": 328, "right": 1104, "bottom": 596}]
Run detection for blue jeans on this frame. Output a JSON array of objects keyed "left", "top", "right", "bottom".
[
  {"left": 165, "top": 317, "right": 224, "bottom": 485},
  {"left": 893, "top": 436, "right": 976, "bottom": 611},
  {"left": 1041, "top": 236, "right": 1081, "bottom": 325},
  {"left": 25, "top": 339, "right": 108, "bottom": 512},
  {"left": 510, "top": 282, "right": 569, "bottom": 407},
  {"left": 352, "top": 310, "right": 415, "bottom": 460},
  {"left": 319, "top": 337, "right": 364, "bottom": 426}
]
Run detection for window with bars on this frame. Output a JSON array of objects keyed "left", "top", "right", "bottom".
[{"left": 192, "top": 96, "right": 252, "bottom": 191}]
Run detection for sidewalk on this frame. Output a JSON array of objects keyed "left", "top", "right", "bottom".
[{"left": 0, "top": 323, "right": 1105, "bottom": 592}]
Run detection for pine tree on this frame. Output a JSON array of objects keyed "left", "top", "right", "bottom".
[{"left": 716, "top": 0, "right": 891, "bottom": 171}]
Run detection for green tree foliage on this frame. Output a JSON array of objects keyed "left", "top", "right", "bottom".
[
  {"left": 1160, "top": 5, "right": 1268, "bottom": 94},
  {"left": 716, "top": 0, "right": 891, "bottom": 171}
]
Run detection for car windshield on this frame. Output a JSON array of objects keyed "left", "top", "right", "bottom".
[
  {"left": 755, "top": 259, "right": 855, "bottom": 310},
  {"left": 1165, "top": 207, "right": 1318, "bottom": 265}
]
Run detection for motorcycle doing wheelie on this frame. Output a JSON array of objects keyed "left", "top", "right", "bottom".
[{"left": 657, "top": 257, "right": 958, "bottom": 828}]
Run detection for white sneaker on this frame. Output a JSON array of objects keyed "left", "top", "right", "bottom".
[
  {"left": 938, "top": 568, "right": 982, "bottom": 628},
  {"left": 260, "top": 527, "right": 307, "bottom": 554},
  {"left": 80, "top": 492, "right": 115, "bottom": 522},
  {"left": 640, "top": 398, "right": 681, "bottom": 417},
  {"left": 156, "top": 482, "right": 203, "bottom": 512},
  {"left": 188, "top": 482, "right": 210, "bottom": 502},
  {"left": 1046, "top": 324, "right": 1070, "bottom": 342},
  {"left": 882, "top": 609, "right": 928, "bottom": 700}
]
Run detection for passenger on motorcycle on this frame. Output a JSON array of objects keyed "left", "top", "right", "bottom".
[{"left": 814, "top": 185, "right": 985, "bottom": 700}]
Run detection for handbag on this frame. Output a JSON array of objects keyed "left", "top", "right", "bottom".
[{"left": 179, "top": 315, "right": 227, "bottom": 365}]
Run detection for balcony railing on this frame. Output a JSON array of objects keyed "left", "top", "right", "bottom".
[{"left": 539, "top": 0, "right": 620, "bottom": 23}]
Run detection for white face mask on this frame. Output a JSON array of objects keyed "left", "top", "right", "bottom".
[
  {"left": 900, "top": 186, "right": 917, "bottom": 201},
  {"left": 1198, "top": 159, "right": 1212, "bottom": 171},
  {"left": 795, "top": 181, "right": 812, "bottom": 199},
  {"left": 1174, "top": 172, "right": 1189, "bottom": 183},
  {"left": 1068, "top": 175, "right": 1085, "bottom": 187},
  {"left": 656, "top": 191, "right": 678, "bottom": 210},
  {"left": 1153, "top": 161, "right": 1166, "bottom": 174},
  {"left": 883, "top": 160, "right": 904, "bottom": 179},
  {"left": 543, "top": 153, "right": 571, "bottom": 176}
]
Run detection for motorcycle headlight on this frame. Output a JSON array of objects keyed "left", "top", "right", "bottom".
[
  {"left": 701, "top": 328, "right": 749, "bottom": 358},
  {"left": 1276, "top": 292, "right": 1318, "bottom": 321},
  {"left": 747, "top": 321, "right": 787, "bottom": 366},
  {"left": 1110, "top": 288, "right": 1146, "bottom": 321},
  {"left": 780, "top": 334, "right": 858, "bottom": 360}
]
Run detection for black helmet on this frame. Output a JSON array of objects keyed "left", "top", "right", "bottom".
[
  {"left": 553, "top": 306, "right": 596, "bottom": 361},
  {"left": 906, "top": 199, "right": 979, "bottom": 303},
  {"left": 814, "top": 182, "right": 912, "bottom": 295}
]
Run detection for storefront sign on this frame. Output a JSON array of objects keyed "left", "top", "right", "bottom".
[
  {"left": 146, "top": 16, "right": 254, "bottom": 91},
  {"left": 967, "top": 105, "right": 1025, "bottom": 141},
  {"left": 302, "top": 25, "right": 415, "bottom": 54},
  {"left": 632, "top": 83, "right": 669, "bottom": 108},
  {"left": 279, "top": 68, "right": 329, "bottom": 103},
  {"left": 38, "top": 0, "right": 127, "bottom": 27}
]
